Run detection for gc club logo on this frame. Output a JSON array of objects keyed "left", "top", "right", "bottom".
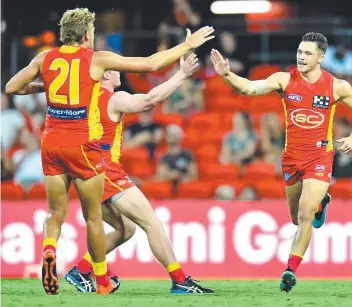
[{"left": 290, "top": 108, "right": 324, "bottom": 129}]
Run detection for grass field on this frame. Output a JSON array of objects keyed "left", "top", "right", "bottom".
[{"left": 1, "top": 279, "right": 352, "bottom": 307}]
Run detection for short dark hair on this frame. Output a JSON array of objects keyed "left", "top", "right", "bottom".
[{"left": 301, "top": 32, "right": 329, "bottom": 53}]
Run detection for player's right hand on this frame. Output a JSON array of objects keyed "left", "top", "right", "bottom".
[
  {"left": 211, "top": 49, "right": 231, "bottom": 77},
  {"left": 180, "top": 53, "right": 199, "bottom": 77},
  {"left": 336, "top": 136, "right": 352, "bottom": 154},
  {"left": 185, "top": 26, "right": 215, "bottom": 49}
]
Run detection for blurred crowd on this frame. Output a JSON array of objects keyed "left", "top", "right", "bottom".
[{"left": 2, "top": 0, "right": 352, "bottom": 200}]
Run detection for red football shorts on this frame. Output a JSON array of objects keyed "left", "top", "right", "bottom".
[
  {"left": 41, "top": 140, "right": 105, "bottom": 179},
  {"left": 102, "top": 161, "right": 135, "bottom": 204},
  {"left": 281, "top": 151, "right": 334, "bottom": 186}
]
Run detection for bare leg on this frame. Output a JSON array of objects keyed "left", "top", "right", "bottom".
[
  {"left": 42, "top": 173, "right": 71, "bottom": 295},
  {"left": 114, "top": 186, "right": 177, "bottom": 267},
  {"left": 285, "top": 181, "right": 303, "bottom": 225},
  {"left": 291, "top": 179, "right": 329, "bottom": 256},
  {"left": 44, "top": 174, "right": 71, "bottom": 239},
  {"left": 102, "top": 203, "right": 136, "bottom": 254},
  {"left": 73, "top": 173, "right": 106, "bottom": 263}
]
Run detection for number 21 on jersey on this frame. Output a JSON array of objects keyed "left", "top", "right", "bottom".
[{"left": 49, "top": 58, "right": 80, "bottom": 105}]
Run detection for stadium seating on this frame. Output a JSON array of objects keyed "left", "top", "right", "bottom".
[
  {"left": 248, "top": 64, "right": 281, "bottom": 80},
  {"left": 123, "top": 113, "right": 139, "bottom": 127},
  {"left": 140, "top": 181, "right": 173, "bottom": 199},
  {"left": 244, "top": 160, "right": 277, "bottom": 180},
  {"left": 176, "top": 181, "right": 215, "bottom": 199},
  {"left": 153, "top": 113, "right": 184, "bottom": 127},
  {"left": 199, "top": 162, "right": 240, "bottom": 181},
  {"left": 128, "top": 163, "right": 156, "bottom": 179},
  {"left": 329, "top": 179, "right": 352, "bottom": 199},
  {"left": 1, "top": 182, "right": 25, "bottom": 200},
  {"left": 252, "top": 177, "right": 286, "bottom": 199},
  {"left": 27, "top": 183, "right": 46, "bottom": 199},
  {"left": 187, "top": 112, "right": 220, "bottom": 132},
  {"left": 193, "top": 144, "right": 219, "bottom": 163}
]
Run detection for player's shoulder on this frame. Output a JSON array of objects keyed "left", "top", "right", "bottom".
[
  {"left": 333, "top": 77, "right": 351, "bottom": 88},
  {"left": 270, "top": 71, "right": 290, "bottom": 79},
  {"left": 267, "top": 71, "right": 290, "bottom": 91},
  {"left": 267, "top": 71, "right": 290, "bottom": 83},
  {"left": 33, "top": 49, "right": 52, "bottom": 65},
  {"left": 333, "top": 77, "right": 351, "bottom": 95},
  {"left": 112, "top": 91, "right": 132, "bottom": 100},
  {"left": 93, "top": 50, "right": 120, "bottom": 62}
]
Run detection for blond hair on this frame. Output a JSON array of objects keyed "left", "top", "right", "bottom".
[{"left": 59, "top": 8, "right": 95, "bottom": 45}]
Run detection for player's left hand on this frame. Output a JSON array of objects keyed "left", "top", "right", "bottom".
[
  {"left": 185, "top": 26, "right": 215, "bottom": 49},
  {"left": 180, "top": 53, "right": 199, "bottom": 77},
  {"left": 336, "top": 136, "right": 352, "bottom": 154},
  {"left": 180, "top": 28, "right": 193, "bottom": 66}
]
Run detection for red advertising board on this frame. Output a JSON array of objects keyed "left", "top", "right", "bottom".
[{"left": 1, "top": 200, "right": 352, "bottom": 279}]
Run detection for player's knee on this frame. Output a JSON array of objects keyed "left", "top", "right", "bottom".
[
  {"left": 298, "top": 203, "right": 315, "bottom": 223},
  {"left": 47, "top": 208, "right": 67, "bottom": 225},
  {"left": 84, "top": 210, "right": 103, "bottom": 224},
  {"left": 125, "top": 221, "right": 136, "bottom": 240},
  {"left": 138, "top": 214, "right": 162, "bottom": 233}
]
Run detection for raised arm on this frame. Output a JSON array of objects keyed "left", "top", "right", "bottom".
[
  {"left": 15, "top": 82, "right": 45, "bottom": 95},
  {"left": 110, "top": 53, "right": 199, "bottom": 114},
  {"left": 94, "top": 26, "right": 214, "bottom": 73},
  {"left": 210, "top": 49, "right": 286, "bottom": 96},
  {"left": 335, "top": 78, "right": 352, "bottom": 108},
  {"left": 335, "top": 78, "right": 352, "bottom": 154},
  {"left": 5, "top": 51, "right": 47, "bottom": 95}
]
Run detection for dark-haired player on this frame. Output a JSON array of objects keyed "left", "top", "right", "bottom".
[{"left": 210, "top": 32, "right": 352, "bottom": 292}]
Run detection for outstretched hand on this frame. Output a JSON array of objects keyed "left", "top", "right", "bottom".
[
  {"left": 180, "top": 53, "right": 199, "bottom": 77},
  {"left": 185, "top": 26, "right": 215, "bottom": 49},
  {"left": 210, "top": 49, "right": 230, "bottom": 77},
  {"left": 336, "top": 136, "right": 352, "bottom": 154}
]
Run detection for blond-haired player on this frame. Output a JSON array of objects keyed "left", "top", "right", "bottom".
[{"left": 5, "top": 8, "right": 214, "bottom": 295}]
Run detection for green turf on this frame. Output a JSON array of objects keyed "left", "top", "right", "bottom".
[{"left": 1, "top": 279, "right": 352, "bottom": 307}]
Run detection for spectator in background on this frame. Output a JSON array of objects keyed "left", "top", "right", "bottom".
[
  {"left": 11, "top": 111, "right": 43, "bottom": 189},
  {"left": 261, "top": 113, "right": 285, "bottom": 173},
  {"left": 332, "top": 118, "right": 352, "bottom": 178},
  {"left": 205, "top": 32, "right": 246, "bottom": 78},
  {"left": 1, "top": 147, "right": 15, "bottom": 181},
  {"left": 237, "top": 186, "right": 258, "bottom": 200},
  {"left": 124, "top": 109, "right": 163, "bottom": 160},
  {"left": 322, "top": 44, "right": 352, "bottom": 78},
  {"left": 95, "top": 10, "right": 125, "bottom": 53},
  {"left": 13, "top": 92, "right": 46, "bottom": 114},
  {"left": 1, "top": 93, "right": 25, "bottom": 152},
  {"left": 214, "top": 184, "right": 258, "bottom": 201},
  {"left": 156, "top": 124, "right": 197, "bottom": 189},
  {"left": 220, "top": 112, "right": 257, "bottom": 167},
  {"left": 158, "top": 0, "right": 202, "bottom": 54},
  {"left": 215, "top": 185, "right": 235, "bottom": 200},
  {"left": 218, "top": 32, "right": 245, "bottom": 75},
  {"left": 160, "top": 67, "right": 203, "bottom": 117}
]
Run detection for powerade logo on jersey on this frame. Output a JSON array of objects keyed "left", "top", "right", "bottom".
[
  {"left": 47, "top": 106, "right": 87, "bottom": 120},
  {"left": 284, "top": 172, "right": 291, "bottom": 182},
  {"left": 287, "top": 93, "right": 303, "bottom": 102}
]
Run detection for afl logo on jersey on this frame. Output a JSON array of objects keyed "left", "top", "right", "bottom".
[
  {"left": 287, "top": 93, "right": 303, "bottom": 102},
  {"left": 291, "top": 108, "right": 324, "bottom": 129}
]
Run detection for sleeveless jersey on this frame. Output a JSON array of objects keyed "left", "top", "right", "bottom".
[
  {"left": 41, "top": 45, "right": 102, "bottom": 146},
  {"left": 98, "top": 87, "right": 124, "bottom": 164},
  {"left": 282, "top": 68, "right": 336, "bottom": 159}
]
